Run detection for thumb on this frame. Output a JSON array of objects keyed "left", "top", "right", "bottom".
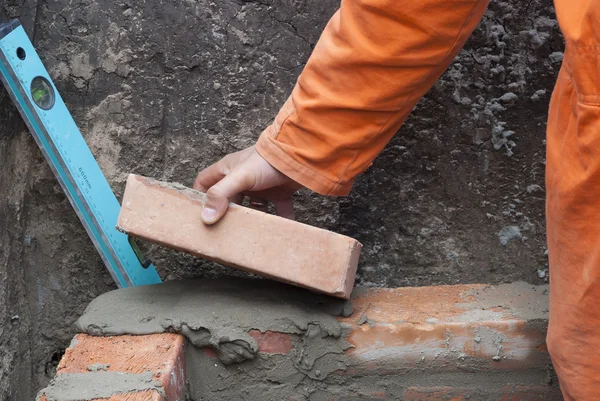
[{"left": 201, "top": 168, "right": 256, "bottom": 225}]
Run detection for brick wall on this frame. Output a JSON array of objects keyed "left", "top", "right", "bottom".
[{"left": 39, "top": 283, "right": 561, "bottom": 401}]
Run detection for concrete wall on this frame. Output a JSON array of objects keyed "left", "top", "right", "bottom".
[{"left": 0, "top": 0, "right": 561, "bottom": 398}]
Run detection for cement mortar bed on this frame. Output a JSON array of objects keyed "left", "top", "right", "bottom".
[{"left": 39, "top": 279, "right": 560, "bottom": 401}]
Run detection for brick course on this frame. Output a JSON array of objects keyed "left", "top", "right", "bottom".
[{"left": 40, "top": 283, "right": 561, "bottom": 400}]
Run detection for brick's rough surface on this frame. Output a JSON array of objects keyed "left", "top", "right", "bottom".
[
  {"left": 340, "top": 283, "right": 550, "bottom": 372},
  {"left": 37, "top": 334, "right": 185, "bottom": 401},
  {"left": 248, "top": 330, "right": 293, "bottom": 354},
  {"left": 58, "top": 333, "right": 184, "bottom": 375},
  {"left": 117, "top": 174, "right": 362, "bottom": 298},
  {"left": 182, "top": 282, "right": 560, "bottom": 400}
]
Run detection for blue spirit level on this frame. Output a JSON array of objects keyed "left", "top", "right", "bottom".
[{"left": 0, "top": 19, "right": 161, "bottom": 287}]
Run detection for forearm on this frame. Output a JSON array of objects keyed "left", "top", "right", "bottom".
[{"left": 257, "top": 0, "right": 489, "bottom": 195}]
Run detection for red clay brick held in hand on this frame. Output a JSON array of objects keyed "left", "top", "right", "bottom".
[{"left": 117, "top": 174, "right": 362, "bottom": 299}]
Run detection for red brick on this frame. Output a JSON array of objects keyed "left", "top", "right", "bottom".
[
  {"left": 117, "top": 174, "right": 362, "bottom": 299},
  {"left": 249, "top": 330, "right": 293, "bottom": 354},
  {"left": 201, "top": 331, "right": 293, "bottom": 358},
  {"left": 38, "top": 334, "right": 185, "bottom": 401},
  {"left": 58, "top": 333, "right": 183, "bottom": 375},
  {"left": 203, "top": 348, "right": 218, "bottom": 358},
  {"left": 338, "top": 283, "right": 550, "bottom": 372}
]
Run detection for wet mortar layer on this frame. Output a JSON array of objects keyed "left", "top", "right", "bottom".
[
  {"left": 76, "top": 278, "right": 352, "bottom": 366},
  {"left": 0, "top": 0, "right": 562, "bottom": 398}
]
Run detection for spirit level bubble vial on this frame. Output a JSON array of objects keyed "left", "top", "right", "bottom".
[{"left": 0, "top": 19, "right": 161, "bottom": 287}]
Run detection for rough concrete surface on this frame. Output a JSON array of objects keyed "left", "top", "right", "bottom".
[{"left": 0, "top": 0, "right": 562, "bottom": 398}]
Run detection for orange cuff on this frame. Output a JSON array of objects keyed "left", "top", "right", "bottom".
[{"left": 257, "top": 126, "right": 354, "bottom": 197}]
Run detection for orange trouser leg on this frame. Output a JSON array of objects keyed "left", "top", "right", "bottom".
[{"left": 546, "top": 0, "right": 600, "bottom": 399}]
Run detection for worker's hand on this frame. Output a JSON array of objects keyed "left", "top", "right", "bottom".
[{"left": 194, "top": 146, "right": 301, "bottom": 225}]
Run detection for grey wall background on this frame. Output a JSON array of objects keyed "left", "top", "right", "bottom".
[{"left": 0, "top": 0, "right": 561, "bottom": 398}]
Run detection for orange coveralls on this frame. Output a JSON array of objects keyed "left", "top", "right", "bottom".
[{"left": 255, "top": 0, "right": 600, "bottom": 399}]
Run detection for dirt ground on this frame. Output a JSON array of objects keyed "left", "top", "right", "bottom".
[{"left": 0, "top": 0, "right": 562, "bottom": 398}]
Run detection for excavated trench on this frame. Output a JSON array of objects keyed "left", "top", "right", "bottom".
[{"left": 0, "top": 0, "right": 561, "bottom": 398}]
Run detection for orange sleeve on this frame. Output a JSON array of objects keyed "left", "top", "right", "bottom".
[{"left": 256, "top": 0, "right": 489, "bottom": 196}]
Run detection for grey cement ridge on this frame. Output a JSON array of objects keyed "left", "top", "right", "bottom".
[
  {"left": 463, "top": 281, "right": 549, "bottom": 321},
  {"left": 38, "top": 371, "right": 163, "bottom": 401}
]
